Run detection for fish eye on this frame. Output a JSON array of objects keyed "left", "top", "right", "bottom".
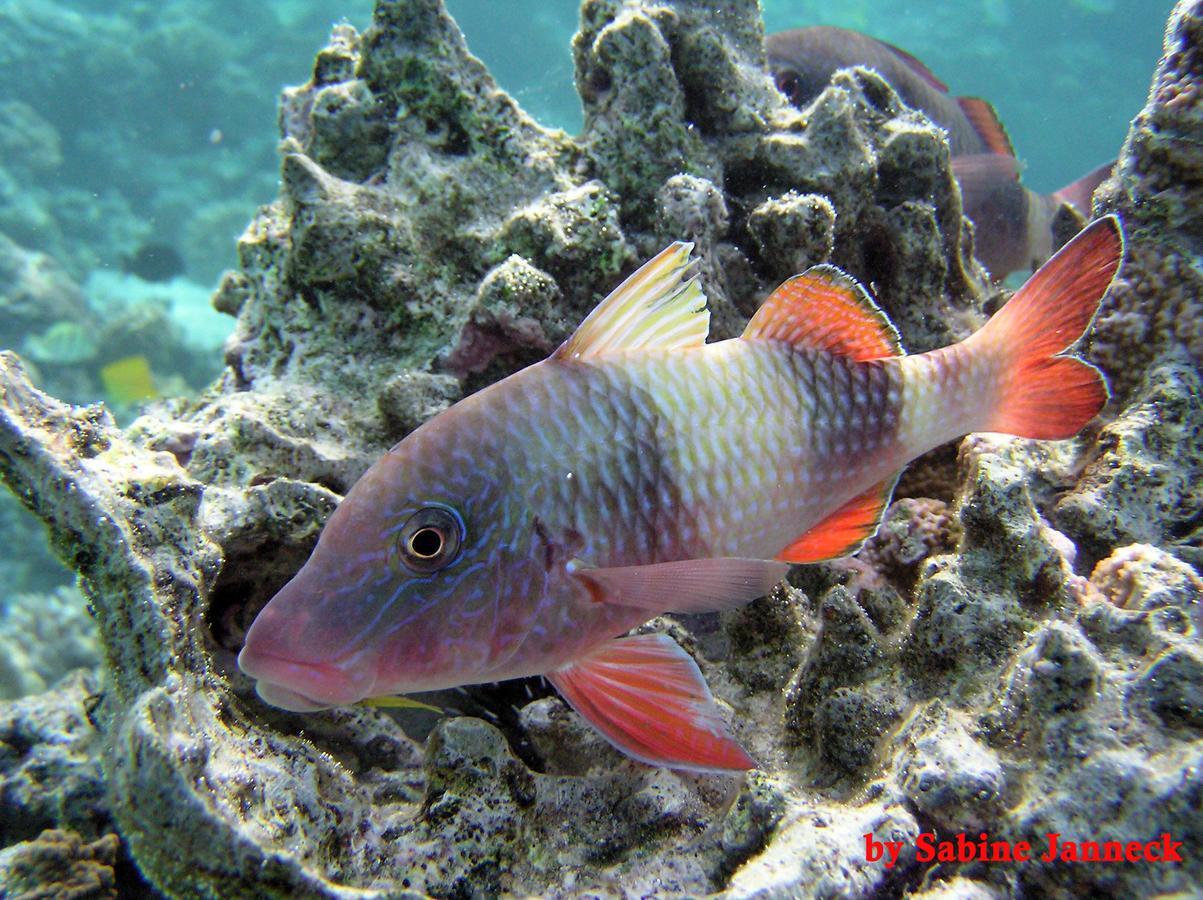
[{"left": 397, "top": 506, "right": 463, "bottom": 574}]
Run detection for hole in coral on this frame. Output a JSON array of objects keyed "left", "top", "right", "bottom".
[
  {"left": 205, "top": 537, "right": 315, "bottom": 658},
  {"left": 857, "top": 220, "right": 899, "bottom": 293},
  {"left": 586, "top": 66, "right": 611, "bottom": 100},
  {"left": 857, "top": 73, "right": 895, "bottom": 114}
]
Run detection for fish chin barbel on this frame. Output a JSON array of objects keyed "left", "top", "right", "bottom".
[{"left": 239, "top": 216, "right": 1123, "bottom": 772}]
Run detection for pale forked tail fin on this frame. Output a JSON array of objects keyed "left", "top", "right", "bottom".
[{"left": 971, "top": 215, "right": 1123, "bottom": 439}]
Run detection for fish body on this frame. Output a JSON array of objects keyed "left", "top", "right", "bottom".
[
  {"left": 239, "top": 218, "right": 1123, "bottom": 771},
  {"left": 766, "top": 26, "right": 1114, "bottom": 280}
]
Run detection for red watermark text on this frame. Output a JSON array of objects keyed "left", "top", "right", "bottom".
[{"left": 864, "top": 831, "right": 1185, "bottom": 869}]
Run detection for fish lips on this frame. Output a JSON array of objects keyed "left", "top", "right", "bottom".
[{"left": 237, "top": 641, "right": 380, "bottom": 712}]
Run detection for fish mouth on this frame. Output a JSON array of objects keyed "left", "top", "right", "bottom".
[{"left": 236, "top": 644, "right": 376, "bottom": 713}]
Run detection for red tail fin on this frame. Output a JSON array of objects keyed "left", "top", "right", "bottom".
[{"left": 972, "top": 215, "right": 1123, "bottom": 439}]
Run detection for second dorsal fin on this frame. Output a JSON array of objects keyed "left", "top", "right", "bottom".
[
  {"left": 555, "top": 243, "right": 709, "bottom": 360},
  {"left": 956, "top": 96, "right": 1016, "bottom": 157},
  {"left": 742, "top": 265, "right": 904, "bottom": 361}
]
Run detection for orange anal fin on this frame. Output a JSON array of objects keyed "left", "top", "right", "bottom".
[
  {"left": 776, "top": 477, "right": 898, "bottom": 564},
  {"left": 956, "top": 96, "right": 1015, "bottom": 156},
  {"left": 744, "top": 266, "right": 903, "bottom": 360},
  {"left": 547, "top": 634, "right": 756, "bottom": 773}
]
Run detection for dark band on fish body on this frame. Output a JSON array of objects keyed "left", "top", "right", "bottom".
[{"left": 786, "top": 349, "right": 905, "bottom": 466}]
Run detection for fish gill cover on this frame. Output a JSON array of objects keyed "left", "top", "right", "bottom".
[{"left": 0, "top": 0, "right": 1199, "bottom": 897}]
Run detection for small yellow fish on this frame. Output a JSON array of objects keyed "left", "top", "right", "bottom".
[
  {"left": 100, "top": 355, "right": 159, "bottom": 406},
  {"left": 358, "top": 695, "right": 442, "bottom": 713}
]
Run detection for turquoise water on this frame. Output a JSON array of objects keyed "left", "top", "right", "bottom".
[
  {"left": 453, "top": 0, "right": 1170, "bottom": 193},
  {"left": 0, "top": 0, "right": 1174, "bottom": 685}
]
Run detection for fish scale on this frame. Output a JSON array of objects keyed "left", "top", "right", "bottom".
[{"left": 480, "top": 338, "right": 903, "bottom": 571}]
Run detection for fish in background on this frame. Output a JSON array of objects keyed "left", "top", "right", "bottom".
[
  {"left": 21, "top": 321, "right": 99, "bottom": 365},
  {"left": 100, "top": 355, "right": 160, "bottom": 406},
  {"left": 766, "top": 26, "right": 1114, "bottom": 280},
  {"left": 239, "top": 216, "right": 1122, "bottom": 772},
  {"left": 120, "top": 242, "right": 185, "bottom": 283}
]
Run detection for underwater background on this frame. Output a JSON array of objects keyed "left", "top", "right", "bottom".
[
  {"left": 0, "top": 0, "right": 1197, "bottom": 896},
  {"left": 0, "top": 0, "right": 1173, "bottom": 649}
]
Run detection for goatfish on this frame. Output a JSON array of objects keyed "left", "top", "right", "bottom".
[
  {"left": 238, "top": 217, "right": 1123, "bottom": 772},
  {"left": 766, "top": 26, "right": 1113, "bottom": 281}
]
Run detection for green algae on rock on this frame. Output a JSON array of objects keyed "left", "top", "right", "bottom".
[{"left": 0, "top": 0, "right": 1200, "bottom": 896}]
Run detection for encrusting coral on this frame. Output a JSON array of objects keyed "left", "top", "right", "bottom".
[
  {"left": 1093, "top": 3, "right": 1203, "bottom": 402},
  {"left": 0, "top": 0, "right": 1200, "bottom": 896}
]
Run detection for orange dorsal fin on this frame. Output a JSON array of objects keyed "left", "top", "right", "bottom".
[
  {"left": 956, "top": 97, "right": 1015, "bottom": 156},
  {"left": 776, "top": 477, "right": 898, "bottom": 563},
  {"left": 743, "top": 265, "right": 903, "bottom": 361}
]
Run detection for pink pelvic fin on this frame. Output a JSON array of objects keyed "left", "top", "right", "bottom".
[
  {"left": 547, "top": 634, "right": 756, "bottom": 773},
  {"left": 776, "top": 477, "right": 897, "bottom": 563},
  {"left": 572, "top": 557, "right": 791, "bottom": 614},
  {"left": 744, "top": 266, "right": 903, "bottom": 361},
  {"left": 971, "top": 215, "right": 1123, "bottom": 439}
]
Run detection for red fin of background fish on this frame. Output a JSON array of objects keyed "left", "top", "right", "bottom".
[
  {"left": 555, "top": 243, "right": 708, "bottom": 359},
  {"left": 743, "top": 266, "right": 903, "bottom": 360},
  {"left": 572, "top": 557, "right": 791, "bottom": 614},
  {"left": 955, "top": 97, "right": 1015, "bottom": 156},
  {"left": 973, "top": 215, "right": 1122, "bottom": 438},
  {"left": 879, "top": 38, "right": 950, "bottom": 92},
  {"left": 547, "top": 634, "right": 756, "bottom": 773},
  {"left": 775, "top": 477, "right": 898, "bottom": 563},
  {"left": 1051, "top": 160, "right": 1116, "bottom": 216}
]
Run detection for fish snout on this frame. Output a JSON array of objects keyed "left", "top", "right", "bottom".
[{"left": 237, "top": 589, "right": 379, "bottom": 712}]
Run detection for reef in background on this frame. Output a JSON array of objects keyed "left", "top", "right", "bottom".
[{"left": 0, "top": 0, "right": 1200, "bottom": 896}]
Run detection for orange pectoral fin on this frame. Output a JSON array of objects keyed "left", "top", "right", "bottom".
[
  {"left": 547, "top": 634, "right": 756, "bottom": 773},
  {"left": 776, "top": 476, "right": 898, "bottom": 563}
]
